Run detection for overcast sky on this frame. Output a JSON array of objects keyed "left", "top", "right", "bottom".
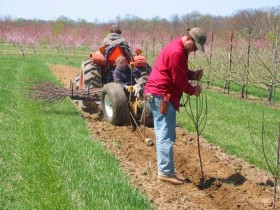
[{"left": 0, "top": 0, "right": 279, "bottom": 22}]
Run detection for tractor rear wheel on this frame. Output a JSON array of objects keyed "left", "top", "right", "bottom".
[
  {"left": 101, "top": 83, "right": 129, "bottom": 126},
  {"left": 82, "top": 58, "right": 102, "bottom": 88},
  {"left": 76, "top": 58, "right": 102, "bottom": 112},
  {"left": 75, "top": 57, "right": 102, "bottom": 89}
]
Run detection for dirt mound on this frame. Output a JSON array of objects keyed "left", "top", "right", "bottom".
[{"left": 50, "top": 64, "right": 278, "bottom": 210}]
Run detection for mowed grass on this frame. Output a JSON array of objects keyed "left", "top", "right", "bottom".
[
  {"left": 0, "top": 54, "right": 153, "bottom": 209},
  {"left": 178, "top": 90, "right": 280, "bottom": 171}
]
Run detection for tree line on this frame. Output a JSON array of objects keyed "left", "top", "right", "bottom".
[{"left": 0, "top": 7, "right": 279, "bottom": 104}]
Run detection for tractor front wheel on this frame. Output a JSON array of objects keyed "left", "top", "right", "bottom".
[{"left": 101, "top": 83, "right": 129, "bottom": 126}]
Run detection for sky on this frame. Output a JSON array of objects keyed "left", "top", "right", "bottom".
[{"left": 0, "top": 0, "right": 279, "bottom": 23}]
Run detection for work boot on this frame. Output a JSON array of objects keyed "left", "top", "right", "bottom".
[{"left": 157, "top": 175, "right": 184, "bottom": 185}]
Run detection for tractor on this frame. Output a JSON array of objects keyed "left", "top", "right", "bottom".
[{"left": 71, "top": 43, "right": 153, "bottom": 127}]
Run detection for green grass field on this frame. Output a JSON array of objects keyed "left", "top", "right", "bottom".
[
  {"left": 1, "top": 44, "right": 279, "bottom": 209},
  {"left": 0, "top": 53, "right": 153, "bottom": 209}
]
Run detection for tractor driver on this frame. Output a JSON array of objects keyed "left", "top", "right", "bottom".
[{"left": 101, "top": 25, "right": 131, "bottom": 55}]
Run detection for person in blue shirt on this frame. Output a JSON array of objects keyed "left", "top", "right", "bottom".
[{"left": 113, "top": 55, "right": 141, "bottom": 91}]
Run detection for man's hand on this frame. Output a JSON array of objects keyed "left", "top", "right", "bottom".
[
  {"left": 130, "top": 61, "right": 135, "bottom": 70},
  {"left": 195, "top": 70, "right": 203, "bottom": 81},
  {"left": 124, "top": 85, "right": 133, "bottom": 92},
  {"left": 127, "top": 85, "right": 134, "bottom": 92},
  {"left": 188, "top": 69, "right": 203, "bottom": 80},
  {"left": 193, "top": 86, "right": 202, "bottom": 97}
]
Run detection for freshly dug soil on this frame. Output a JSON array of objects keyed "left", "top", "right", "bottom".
[{"left": 50, "top": 64, "right": 278, "bottom": 210}]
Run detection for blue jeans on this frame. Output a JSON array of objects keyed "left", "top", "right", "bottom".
[{"left": 147, "top": 95, "right": 176, "bottom": 177}]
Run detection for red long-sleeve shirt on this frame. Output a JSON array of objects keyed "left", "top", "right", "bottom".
[{"left": 144, "top": 37, "right": 196, "bottom": 110}]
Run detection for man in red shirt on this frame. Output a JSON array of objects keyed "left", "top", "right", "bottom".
[{"left": 144, "top": 27, "right": 206, "bottom": 185}]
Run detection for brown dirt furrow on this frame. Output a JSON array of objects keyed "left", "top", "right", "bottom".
[{"left": 50, "top": 64, "right": 278, "bottom": 210}]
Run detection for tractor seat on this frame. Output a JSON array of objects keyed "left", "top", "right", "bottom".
[{"left": 105, "top": 45, "right": 130, "bottom": 66}]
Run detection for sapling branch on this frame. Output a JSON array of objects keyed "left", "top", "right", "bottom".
[
  {"left": 248, "top": 112, "right": 280, "bottom": 210},
  {"left": 184, "top": 87, "right": 208, "bottom": 182}
]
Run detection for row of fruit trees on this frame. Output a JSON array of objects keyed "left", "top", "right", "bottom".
[{"left": 0, "top": 20, "right": 279, "bottom": 104}]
